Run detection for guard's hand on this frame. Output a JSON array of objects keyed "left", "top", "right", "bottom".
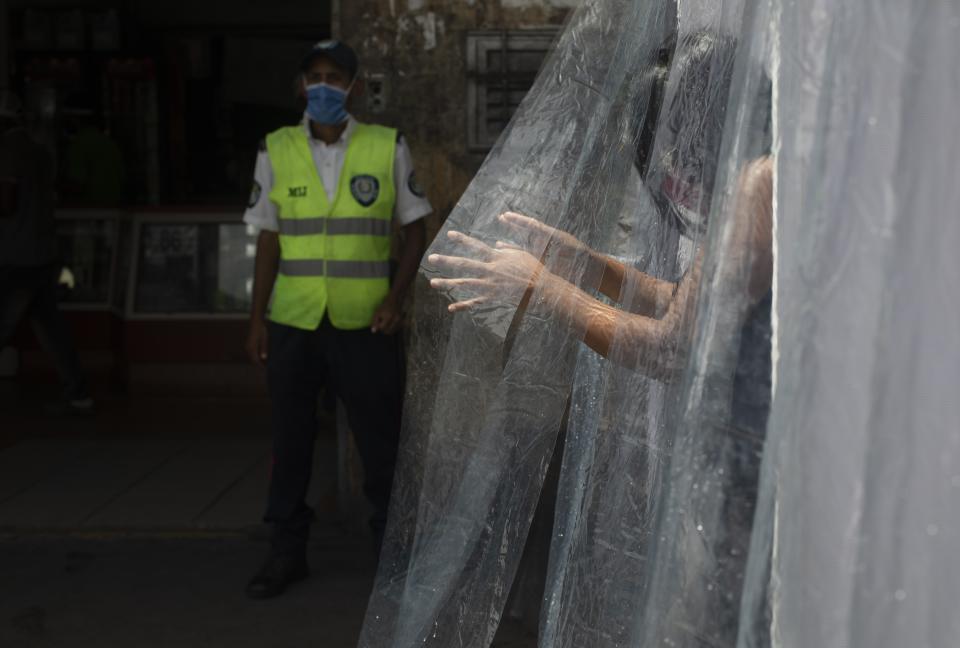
[
  {"left": 371, "top": 295, "right": 403, "bottom": 335},
  {"left": 245, "top": 317, "right": 269, "bottom": 366}
]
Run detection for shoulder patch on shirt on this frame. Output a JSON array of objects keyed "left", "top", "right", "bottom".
[
  {"left": 407, "top": 171, "right": 426, "bottom": 198},
  {"left": 350, "top": 175, "right": 380, "bottom": 207},
  {"left": 248, "top": 180, "right": 262, "bottom": 208}
]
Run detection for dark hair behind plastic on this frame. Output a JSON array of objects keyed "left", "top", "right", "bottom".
[
  {"left": 665, "top": 31, "right": 739, "bottom": 192},
  {"left": 633, "top": 38, "right": 676, "bottom": 180},
  {"left": 636, "top": 30, "right": 772, "bottom": 236}
]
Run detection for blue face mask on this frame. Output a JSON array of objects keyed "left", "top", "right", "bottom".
[{"left": 305, "top": 82, "right": 351, "bottom": 125}]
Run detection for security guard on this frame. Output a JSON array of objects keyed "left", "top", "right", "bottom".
[{"left": 243, "top": 40, "right": 430, "bottom": 599}]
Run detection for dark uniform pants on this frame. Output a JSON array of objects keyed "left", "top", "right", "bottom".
[
  {"left": 0, "top": 264, "right": 88, "bottom": 401},
  {"left": 265, "top": 317, "right": 402, "bottom": 557}
]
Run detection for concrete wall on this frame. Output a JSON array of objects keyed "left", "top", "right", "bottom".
[
  {"left": 5, "top": 0, "right": 331, "bottom": 29},
  {"left": 3, "top": 0, "right": 573, "bottom": 229},
  {"left": 336, "top": 0, "right": 578, "bottom": 236}
]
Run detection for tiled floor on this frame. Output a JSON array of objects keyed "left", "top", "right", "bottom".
[
  {"left": 0, "top": 536, "right": 376, "bottom": 648},
  {"left": 0, "top": 438, "right": 275, "bottom": 531},
  {"left": 0, "top": 535, "right": 536, "bottom": 648},
  {"left": 0, "top": 388, "right": 537, "bottom": 647}
]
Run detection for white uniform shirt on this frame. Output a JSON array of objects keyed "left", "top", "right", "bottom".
[{"left": 243, "top": 115, "right": 432, "bottom": 232}]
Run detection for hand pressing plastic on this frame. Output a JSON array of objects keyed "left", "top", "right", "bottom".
[
  {"left": 497, "top": 211, "right": 593, "bottom": 275},
  {"left": 501, "top": 210, "right": 621, "bottom": 293},
  {"left": 428, "top": 230, "right": 546, "bottom": 312},
  {"left": 428, "top": 226, "right": 689, "bottom": 375}
]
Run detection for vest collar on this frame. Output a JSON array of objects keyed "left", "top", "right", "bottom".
[{"left": 301, "top": 113, "right": 357, "bottom": 146}]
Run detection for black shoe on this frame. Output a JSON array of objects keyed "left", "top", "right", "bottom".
[{"left": 245, "top": 553, "right": 309, "bottom": 599}]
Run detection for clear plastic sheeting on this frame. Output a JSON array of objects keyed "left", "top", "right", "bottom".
[
  {"left": 738, "top": 2, "right": 960, "bottom": 647},
  {"left": 359, "top": 2, "right": 680, "bottom": 645},
  {"left": 361, "top": 0, "right": 777, "bottom": 642},
  {"left": 360, "top": 0, "right": 959, "bottom": 645},
  {"left": 540, "top": 0, "right": 776, "bottom": 645},
  {"left": 628, "top": 2, "right": 774, "bottom": 646}
]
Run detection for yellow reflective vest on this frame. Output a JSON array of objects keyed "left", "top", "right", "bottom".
[{"left": 266, "top": 122, "right": 397, "bottom": 330}]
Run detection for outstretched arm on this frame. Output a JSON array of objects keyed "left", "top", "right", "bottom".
[
  {"left": 538, "top": 252, "right": 701, "bottom": 375},
  {"left": 590, "top": 252, "right": 676, "bottom": 317},
  {"left": 429, "top": 232, "right": 700, "bottom": 376},
  {"left": 498, "top": 211, "right": 675, "bottom": 317},
  {"left": 429, "top": 156, "right": 773, "bottom": 376}
]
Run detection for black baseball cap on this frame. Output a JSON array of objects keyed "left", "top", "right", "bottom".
[{"left": 300, "top": 40, "right": 359, "bottom": 80}]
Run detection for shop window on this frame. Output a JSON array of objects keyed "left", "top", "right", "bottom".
[
  {"left": 132, "top": 219, "right": 254, "bottom": 316},
  {"left": 466, "top": 29, "right": 560, "bottom": 151}
]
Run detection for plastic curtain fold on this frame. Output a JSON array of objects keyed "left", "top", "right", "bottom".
[
  {"left": 359, "top": 2, "right": 679, "bottom": 645},
  {"left": 361, "top": 0, "right": 775, "bottom": 641},
  {"left": 359, "top": 0, "right": 958, "bottom": 646},
  {"left": 738, "top": 1, "right": 960, "bottom": 647},
  {"left": 540, "top": 0, "right": 776, "bottom": 646}
]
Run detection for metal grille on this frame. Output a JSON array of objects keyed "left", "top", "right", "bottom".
[{"left": 466, "top": 29, "right": 559, "bottom": 151}]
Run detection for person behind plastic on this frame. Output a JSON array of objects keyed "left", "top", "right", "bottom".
[
  {"left": 0, "top": 89, "right": 93, "bottom": 415},
  {"left": 428, "top": 30, "right": 773, "bottom": 644},
  {"left": 429, "top": 30, "right": 771, "bottom": 401}
]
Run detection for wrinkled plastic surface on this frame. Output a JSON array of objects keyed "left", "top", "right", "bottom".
[
  {"left": 540, "top": 1, "right": 777, "bottom": 646},
  {"left": 359, "top": 2, "right": 679, "bottom": 646},
  {"left": 359, "top": 0, "right": 776, "bottom": 645},
  {"left": 360, "top": 0, "right": 959, "bottom": 645},
  {"left": 738, "top": 2, "right": 960, "bottom": 647}
]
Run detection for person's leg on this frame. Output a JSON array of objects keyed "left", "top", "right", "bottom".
[
  {"left": 248, "top": 321, "right": 325, "bottom": 599},
  {"left": 323, "top": 320, "right": 403, "bottom": 548},
  {"left": 264, "top": 320, "right": 325, "bottom": 559},
  {"left": 24, "top": 265, "right": 89, "bottom": 402}
]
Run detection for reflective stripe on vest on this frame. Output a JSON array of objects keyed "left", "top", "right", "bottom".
[
  {"left": 279, "top": 259, "right": 391, "bottom": 279},
  {"left": 266, "top": 122, "right": 397, "bottom": 331},
  {"left": 277, "top": 217, "right": 393, "bottom": 237}
]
